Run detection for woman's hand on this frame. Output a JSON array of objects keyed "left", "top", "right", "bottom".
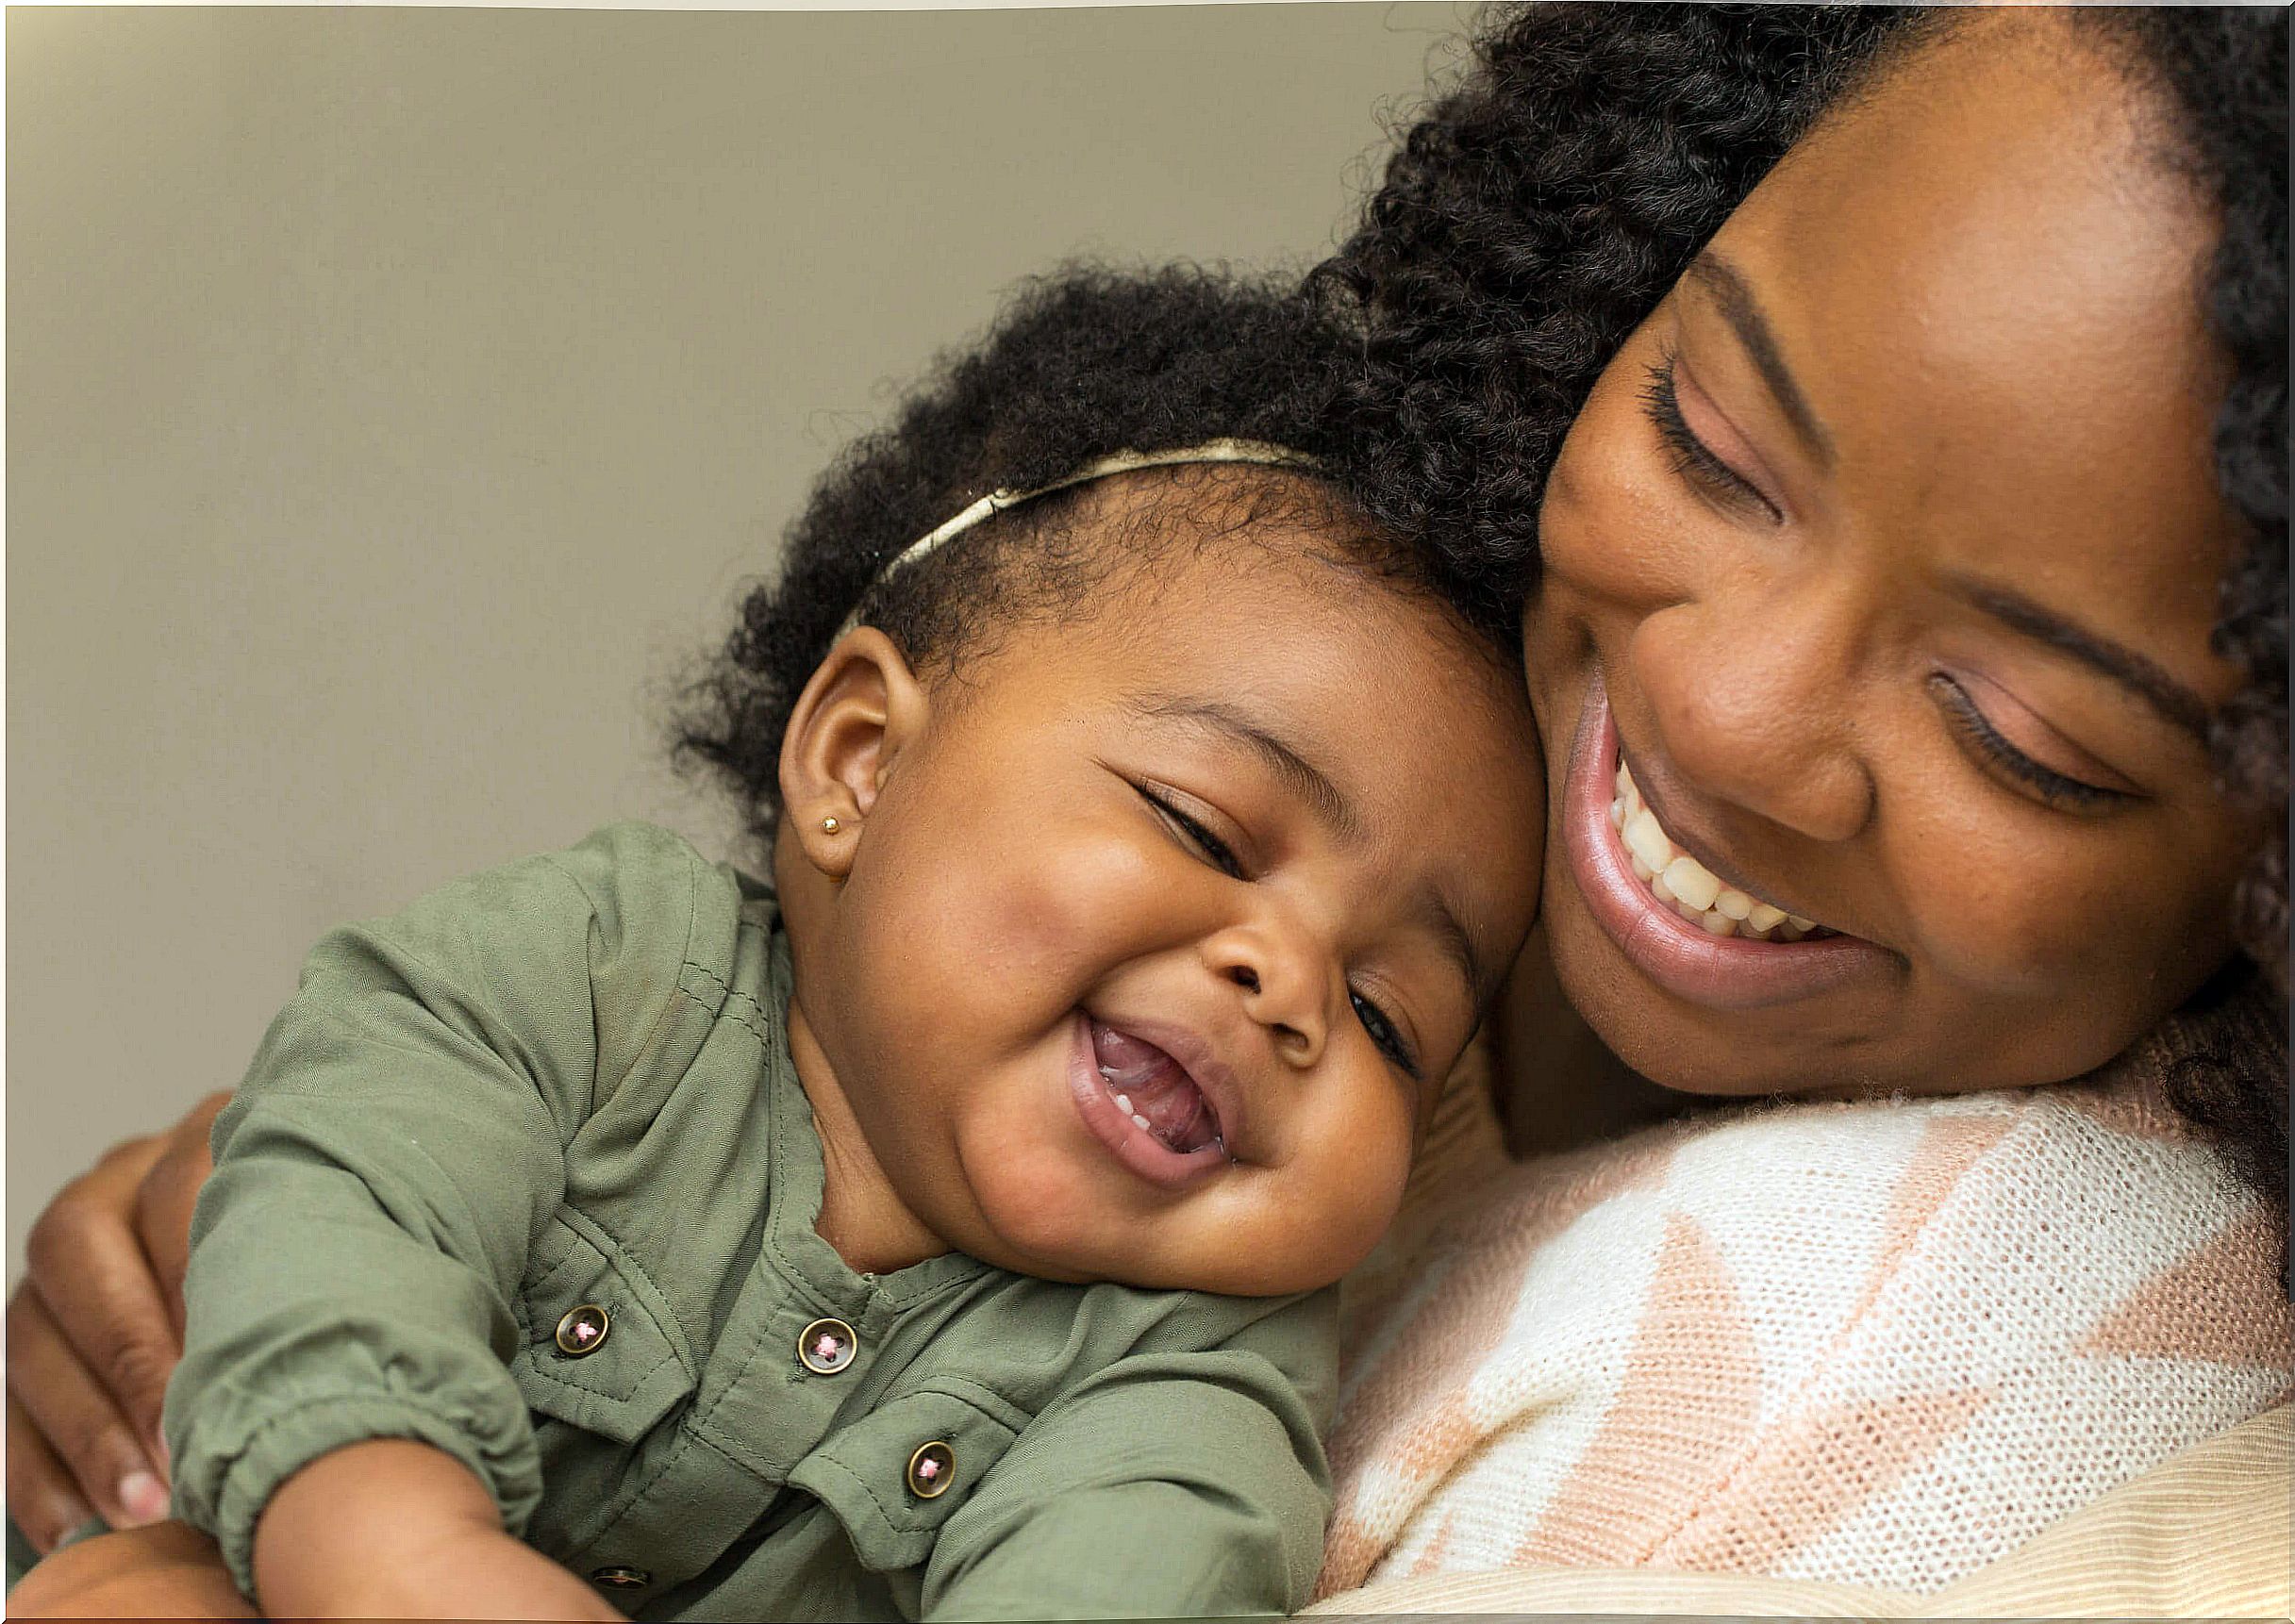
[
  {"left": 7, "top": 1091, "right": 228, "bottom": 1550},
  {"left": 8, "top": 1521, "right": 253, "bottom": 1618}
]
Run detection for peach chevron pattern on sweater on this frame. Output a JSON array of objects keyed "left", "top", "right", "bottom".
[{"left": 1318, "top": 998, "right": 2291, "bottom": 1598}]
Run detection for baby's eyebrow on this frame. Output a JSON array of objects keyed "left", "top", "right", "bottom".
[
  {"left": 1414, "top": 887, "right": 1490, "bottom": 1019},
  {"left": 1125, "top": 695, "right": 1363, "bottom": 844}
]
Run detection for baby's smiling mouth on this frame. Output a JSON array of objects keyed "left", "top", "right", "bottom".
[{"left": 1089, "top": 1020, "right": 1226, "bottom": 1157}]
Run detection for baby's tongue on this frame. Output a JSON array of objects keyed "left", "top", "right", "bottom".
[{"left": 1091, "top": 1022, "right": 1216, "bottom": 1153}]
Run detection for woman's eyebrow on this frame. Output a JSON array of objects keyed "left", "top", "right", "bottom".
[
  {"left": 1683, "top": 252, "right": 1836, "bottom": 469},
  {"left": 1945, "top": 573, "right": 2212, "bottom": 741}
]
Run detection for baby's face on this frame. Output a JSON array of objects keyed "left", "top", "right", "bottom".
[{"left": 791, "top": 515, "right": 1544, "bottom": 1295}]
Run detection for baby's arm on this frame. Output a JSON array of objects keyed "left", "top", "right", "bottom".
[
  {"left": 8, "top": 1448, "right": 619, "bottom": 1622},
  {"left": 165, "top": 825, "right": 707, "bottom": 1616},
  {"left": 250, "top": 1441, "right": 618, "bottom": 1620},
  {"left": 921, "top": 1293, "right": 1338, "bottom": 1620}
]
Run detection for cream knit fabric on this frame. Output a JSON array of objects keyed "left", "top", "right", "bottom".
[{"left": 1320, "top": 1003, "right": 2292, "bottom": 1598}]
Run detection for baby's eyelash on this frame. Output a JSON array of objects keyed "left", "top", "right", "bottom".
[
  {"left": 1350, "top": 989, "right": 1420, "bottom": 1080},
  {"left": 1137, "top": 786, "right": 1245, "bottom": 878}
]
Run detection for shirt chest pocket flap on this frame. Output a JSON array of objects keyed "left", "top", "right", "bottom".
[
  {"left": 510, "top": 1216, "right": 697, "bottom": 1444},
  {"left": 789, "top": 1383, "right": 1027, "bottom": 1572}
]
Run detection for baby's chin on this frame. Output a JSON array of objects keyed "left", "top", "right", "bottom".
[
  {"left": 963, "top": 1190, "right": 1380, "bottom": 1297},
  {"left": 940, "top": 1112, "right": 1396, "bottom": 1296}
]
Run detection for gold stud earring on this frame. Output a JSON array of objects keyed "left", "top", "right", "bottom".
[{"left": 820, "top": 817, "right": 841, "bottom": 836}]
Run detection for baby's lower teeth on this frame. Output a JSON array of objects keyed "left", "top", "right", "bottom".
[
  {"left": 1131, "top": 1113, "right": 1151, "bottom": 1130},
  {"left": 1609, "top": 769, "right": 1826, "bottom": 942}
]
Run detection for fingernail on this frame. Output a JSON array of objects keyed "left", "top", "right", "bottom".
[{"left": 119, "top": 1468, "right": 171, "bottom": 1523}]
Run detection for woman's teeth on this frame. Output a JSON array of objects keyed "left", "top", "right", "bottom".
[{"left": 1609, "top": 762, "right": 1827, "bottom": 941}]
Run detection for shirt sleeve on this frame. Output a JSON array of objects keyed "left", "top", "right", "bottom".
[
  {"left": 920, "top": 1290, "right": 1339, "bottom": 1621},
  {"left": 160, "top": 822, "right": 714, "bottom": 1600}
]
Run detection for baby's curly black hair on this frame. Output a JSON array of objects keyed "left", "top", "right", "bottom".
[
  {"left": 1314, "top": 2, "right": 2287, "bottom": 1188},
  {"left": 673, "top": 265, "right": 1506, "bottom": 852}
]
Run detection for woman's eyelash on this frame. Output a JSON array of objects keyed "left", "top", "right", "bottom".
[
  {"left": 1351, "top": 989, "right": 1421, "bottom": 1080},
  {"left": 1638, "top": 349, "right": 1775, "bottom": 518},
  {"left": 1138, "top": 786, "right": 1245, "bottom": 878},
  {"left": 1928, "top": 676, "right": 2127, "bottom": 813}
]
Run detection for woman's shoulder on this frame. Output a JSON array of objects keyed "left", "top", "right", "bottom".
[{"left": 1321, "top": 1061, "right": 2290, "bottom": 1599}]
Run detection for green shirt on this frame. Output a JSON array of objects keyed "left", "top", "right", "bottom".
[{"left": 164, "top": 822, "right": 1337, "bottom": 1620}]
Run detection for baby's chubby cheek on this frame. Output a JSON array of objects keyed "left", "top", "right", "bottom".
[
  {"left": 842, "top": 788, "right": 1143, "bottom": 1004},
  {"left": 928, "top": 825, "right": 1166, "bottom": 994},
  {"left": 953, "top": 1114, "right": 1116, "bottom": 1275}
]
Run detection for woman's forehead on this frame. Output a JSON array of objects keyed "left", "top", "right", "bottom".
[
  {"left": 1686, "top": 15, "right": 2237, "bottom": 685},
  {"left": 1744, "top": 13, "right": 2210, "bottom": 342}
]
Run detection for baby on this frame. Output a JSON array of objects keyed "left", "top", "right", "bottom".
[{"left": 34, "top": 270, "right": 1544, "bottom": 1620}]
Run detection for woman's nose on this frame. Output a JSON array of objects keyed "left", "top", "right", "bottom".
[
  {"left": 1204, "top": 924, "right": 1327, "bottom": 1068},
  {"left": 1630, "top": 586, "right": 1876, "bottom": 843}
]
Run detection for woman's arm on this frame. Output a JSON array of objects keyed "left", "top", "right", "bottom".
[
  {"left": 8, "top": 1520, "right": 251, "bottom": 1618},
  {"left": 6, "top": 1092, "right": 224, "bottom": 1550}
]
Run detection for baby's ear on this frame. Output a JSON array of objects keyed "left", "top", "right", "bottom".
[{"left": 778, "top": 628, "right": 929, "bottom": 882}]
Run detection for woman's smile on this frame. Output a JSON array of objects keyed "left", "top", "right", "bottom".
[
  {"left": 1517, "top": 13, "right": 2266, "bottom": 1101},
  {"left": 1560, "top": 670, "right": 1894, "bottom": 1013}
]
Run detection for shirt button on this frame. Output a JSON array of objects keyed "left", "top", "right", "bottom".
[
  {"left": 906, "top": 1440, "right": 956, "bottom": 1500},
  {"left": 555, "top": 1304, "right": 611, "bottom": 1357},
  {"left": 797, "top": 1317, "right": 858, "bottom": 1375},
  {"left": 590, "top": 1565, "right": 651, "bottom": 1591}
]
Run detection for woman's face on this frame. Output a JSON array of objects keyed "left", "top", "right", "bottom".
[{"left": 1526, "top": 14, "right": 2262, "bottom": 1099}]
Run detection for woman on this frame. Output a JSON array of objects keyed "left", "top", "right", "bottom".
[
  {"left": 1324, "top": 2, "right": 2286, "bottom": 1146},
  {"left": 11, "top": 0, "right": 2286, "bottom": 1599},
  {"left": 1303, "top": 3, "right": 2288, "bottom": 1595}
]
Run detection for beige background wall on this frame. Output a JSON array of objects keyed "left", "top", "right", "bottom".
[{"left": 6, "top": 5, "right": 1470, "bottom": 1272}]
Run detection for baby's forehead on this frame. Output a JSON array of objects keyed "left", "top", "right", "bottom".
[
  {"left": 1056, "top": 579, "right": 1541, "bottom": 939},
  {"left": 1057, "top": 470, "right": 1501, "bottom": 654}
]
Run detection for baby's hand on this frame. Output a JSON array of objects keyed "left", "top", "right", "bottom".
[
  {"left": 10, "top": 1520, "right": 253, "bottom": 1617},
  {"left": 254, "top": 1439, "right": 625, "bottom": 1621}
]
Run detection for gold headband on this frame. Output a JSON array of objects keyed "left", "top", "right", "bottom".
[{"left": 834, "top": 438, "right": 1321, "bottom": 638}]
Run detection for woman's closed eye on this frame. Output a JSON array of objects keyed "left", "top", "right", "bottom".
[
  {"left": 1640, "top": 346, "right": 1782, "bottom": 523},
  {"left": 1928, "top": 675, "right": 2134, "bottom": 815}
]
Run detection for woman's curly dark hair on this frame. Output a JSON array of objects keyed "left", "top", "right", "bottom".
[
  {"left": 673, "top": 265, "right": 1499, "bottom": 851},
  {"left": 1316, "top": 3, "right": 2287, "bottom": 1188}
]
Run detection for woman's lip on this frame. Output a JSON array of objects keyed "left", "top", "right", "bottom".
[
  {"left": 1562, "top": 673, "right": 1892, "bottom": 1012},
  {"left": 1066, "top": 1015, "right": 1232, "bottom": 1190},
  {"left": 1626, "top": 759, "right": 1817, "bottom": 927}
]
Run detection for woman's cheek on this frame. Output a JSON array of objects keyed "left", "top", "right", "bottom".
[{"left": 1892, "top": 808, "right": 2180, "bottom": 1000}]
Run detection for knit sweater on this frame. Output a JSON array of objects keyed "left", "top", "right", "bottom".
[{"left": 1318, "top": 986, "right": 2291, "bottom": 1598}]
